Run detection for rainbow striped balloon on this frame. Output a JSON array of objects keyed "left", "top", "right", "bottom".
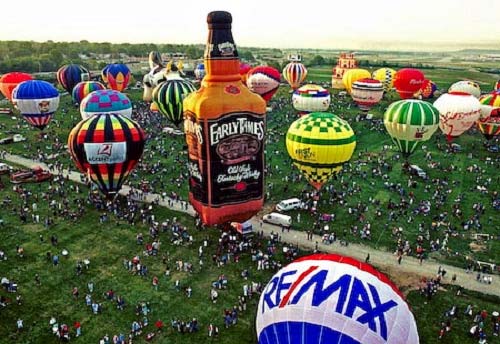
[
  {"left": 282, "top": 62, "right": 307, "bottom": 90},
  {"left": 152, "top": 79, "right": 196, "bottom": 126},
  {"left": 72, "top": 81, "right": 106, "bottom": 104},
  {"left": 68, "top": 113, "right": 146, "bottom": 197}
]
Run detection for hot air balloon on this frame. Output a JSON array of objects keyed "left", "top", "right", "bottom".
[
  {"left": 448, "top": 80, "right": 481, "bottom": 99},
  {"left": 494, "top": 80, "right": 500, "bottom": 91},
  {"left": 351, "top": 78, "right": 384, "bottom": 111},
  {"left": 282, "top": 62, "right": 307, "bottom": 90},
  {"left": 372, "top": 68, "right": 396, "bottom": 92},
  {"left": 105, "top": 63, "right": 131, "bottom": 92},
  {"left": 415, "top": 79, "right": 438, "bottom": 99},
  {"left": 384, "top": 99, "right": 439, "bottom": 157},
  {"left": 342, "top": 69, "right": 371, "bottom": 94},
  {"left": 292, "top": 84, "right": 331, "bottom": 115},
  {"left": 477, "top": 116, "right": 500, "bottom": 140},
  {"left": 142, "top": 51, "right": 166, "bottom": 102},
  {"left": 479, "top": 90, "right": 500, "bottom": 109},
  {"left": 286, "top": 112, "right": 356, "bottom": 190},
  {"left": 152, "top": 79, "right": 196, "bottom": 126},
  {"left": 150, "top": 102, "right": 159, "bottom": 113},
  {"left": 101, "top": 64, "right": 111, "bottom": 84},
  {"left": 194, "top": 63, "right": 206, "bottom": 81},
  {"left": 256, "top": 253, "right": 419, "bottom": 344},
  {"left": 393, "top": 68, "right": 425, "bottom": 99},
  {"left": 239, "top": 62, "right": 252, "bottom": 84},
  {"left": 0, "top": 72, "right": 34, "bottom": 102},
  {"left": 80, "top": 90, "right": 132, "bottom": 120},
  {"left": 433, "top": 92, "right": 482, "bottom": 142},
  {"left": 68, "top": 113, "right": 146, "bottom": 198},
  {"left": 246, "top": 66, "right": 281, "bottom": 103},
  {"left": 56, "top": 64, "right": 90, "bottom": 93},
  {"left": 72, "top": 81, "right": 106, "bottom": 105},
  {"left": 12, "top": 80, "right": 60, "bottom": 130}
]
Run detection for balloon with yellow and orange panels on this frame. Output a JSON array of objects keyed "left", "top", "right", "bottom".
[{"left": 282, "top": 62, "right": 307, "bottom": 90}]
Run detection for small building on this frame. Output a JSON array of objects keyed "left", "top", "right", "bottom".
[{"left": 331, "top": 52, "right": 358, "bottom": 89}]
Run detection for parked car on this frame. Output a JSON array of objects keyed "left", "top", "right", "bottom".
[
  {"left": 10, "top": 166, "right": 52, "bottom": 184},
  {"left": 0, "top": 134, "right": 26, "bottom": 145},
  {"left": 162, "top": 127, "right": 184, "bottom": 136},
  {"left": 276, "top": 198, "right": 303, "bottom": 212},
  {"left": 409, "top": 164, "right": 427, "bottom": 179},
  {"left": 262, "top": 212, "right": 292, "bottom": 228}
]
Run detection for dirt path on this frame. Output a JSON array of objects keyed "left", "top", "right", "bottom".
[{"left": 2, "top": 153, "right": 498, "bottom": 297}]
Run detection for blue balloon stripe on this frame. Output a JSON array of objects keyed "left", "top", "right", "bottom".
[{"left": 259, "top": 322, "right": 362, "bottom": 344}]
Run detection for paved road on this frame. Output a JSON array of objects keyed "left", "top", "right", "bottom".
[{"left": 2, "top": 153, "right": 498, "bottom": 297}]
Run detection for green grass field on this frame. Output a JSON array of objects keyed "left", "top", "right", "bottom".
[{"left": 0, "top": 72, "right": 499, "bottom": 343}]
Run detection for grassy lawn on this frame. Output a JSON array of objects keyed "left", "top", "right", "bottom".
[{"left": 0, "top": 71, "right": 499, "bottom": 343}]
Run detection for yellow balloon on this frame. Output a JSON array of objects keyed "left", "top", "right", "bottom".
[
  {"left": 286, "top": 112, "right": 356, "bottom": 190},
  {"left": 342, "top": 69, "right": 371, "bottom": 94},
  {"left": 372, "top": 68, "right": 396, "bottom": 92}
]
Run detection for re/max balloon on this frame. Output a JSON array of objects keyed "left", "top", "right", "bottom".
[
  {"left": 256, "top": 254, "right": 419, "bottom": 344},
  {"left": 0, "top": 72, "right": 33, "bottom": 102},
  {"left": 286, "top": 112, "right": 356, "bottom": 190},
  {"left": 194, "top": 63, "right": 206, "bottom": 81},
  {"left": 80, "top": 90, "right": 132, "bottom": 120},
  {"left": 12, "top": 80, "right": 60, "bottom": 130},
  {"left": 384, "top": 99, "right": 439, "bottom": 157},
  {"left": 68, "top": 113, "right": 146, "bottom": 198},
  {"left": 56, "top": 64, "right": 90, "bottom": 93},
  {"left": 246, "top": 66, "right": 281, "bottom": 103}
]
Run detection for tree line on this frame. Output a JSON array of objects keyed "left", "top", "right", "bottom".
[{"left": 0, "top": 40, "right": 256, "bottom": 73}]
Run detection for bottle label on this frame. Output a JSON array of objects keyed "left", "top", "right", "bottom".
[{"left": 186, "top": 111, "right": 265, "bottom": 206}]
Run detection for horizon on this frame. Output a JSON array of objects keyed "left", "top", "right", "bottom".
[{"left": 1, "top": 0, "right": 500, "bottom": 52}]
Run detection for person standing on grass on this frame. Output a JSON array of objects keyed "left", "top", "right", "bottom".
[
  {"left": 152, "top": 276, "right": 159, "bottom": 291},
  {"left": 74, "top": 321, "right": 81, "bottom": 337}
]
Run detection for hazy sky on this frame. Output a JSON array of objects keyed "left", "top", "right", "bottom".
[{"left": 2, "top": 0, "right": 499, "bottom": 51}]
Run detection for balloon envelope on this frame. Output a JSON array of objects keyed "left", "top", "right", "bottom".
[
  {"left": 152, "top": 79, "right": 196, "bottom": 126},
  {"left": 415, "top": 79, "right": 438, "bottom": 99},
  {"left": 239, "top": 63, "right": 252, "bottom": 84},
  {"left": 342, "top": 69, "right": 371, "bottom": 94},
  {"left": 256, "top": 254, "right": 419, "bottom": 344},
  {"left": 286, "top": 112, "right": 356, "bottom": 190},
  {"left": 56, "top": 64, "right": 90, "bottom": 93},
  {"left": 12, "top": 80, "right": 60, "bottom": 130},
  {"left": 68, "top": 113, "right": 146, "bottom": 197},
  {"left": 292, "top": 84, "right": 331, "bottom": 114},
  {"left": 0, "top": 72, "right": 33, "bottom": 102},
  {"left": 393, "top": 69, "right": 425, "bottom": 99},
  {"left": 246, "top": 66, "right": 281, "bottom": 103},
  {"left": 351, "top": 78, "right": 384, "bottom": 111},
  {"left": 80, "top": 90, "right": 132, "bottom": 120},
  {"left": 448, "top": 80, "right": 481, "bottom": 99},
  {"left": 105, "top": 63, "right": 131, "bottom": 92},
  {"left": 282, "top": 62, "right": 307, "bottom": 90},
  {"left": 384, "top": 99, "right": 439, "bottom": 156},
  {"left": 372, "top": 68, "right": 396, "bottom": 92},
  {"left": 72, "top": 81, "right": 106, "bottom": 105},
  {"left": 194, "top": 63, "right": 206, "bottom": 81},
  {"left": 433, "top": 92, "right": 482, "bottom": 140}
]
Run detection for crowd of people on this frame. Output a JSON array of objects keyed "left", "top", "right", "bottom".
[{"left": 0, "top": 88, "right": 498, "bottom": 343}]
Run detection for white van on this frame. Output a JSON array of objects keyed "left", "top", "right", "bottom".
[
  {"left": 263, "top": 213, "right": 292, "bottom": 228},
  {"left": 276, "top": 198, "right": 302, "bottom": 212},
  {"left": 409, "top": 164, "right": 427, "bottom": 179}
]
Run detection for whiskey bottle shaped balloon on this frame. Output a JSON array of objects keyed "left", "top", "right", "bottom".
[{"left": 183, "top": 11, "right": 266, "bottom": 226}]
